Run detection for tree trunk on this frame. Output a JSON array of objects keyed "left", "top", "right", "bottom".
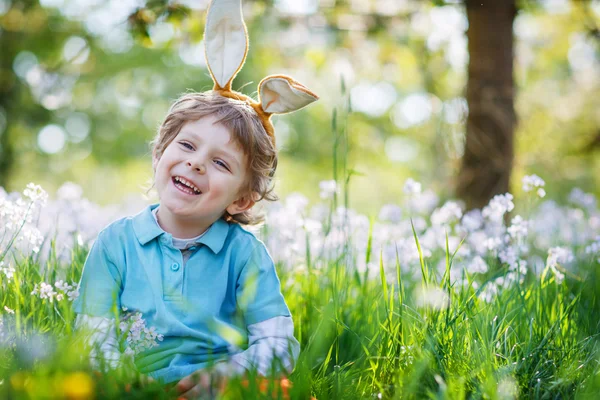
[{"left": 457, "top": 0, "right": 517, "bottom": 210}]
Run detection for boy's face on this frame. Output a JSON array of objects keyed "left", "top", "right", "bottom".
[{"left": 154, "top": 115, "right": 253, "bottom": 225}]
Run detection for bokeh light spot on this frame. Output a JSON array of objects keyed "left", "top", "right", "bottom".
[
  {"left": 568, "top": 34, "right": 596, "bottom": 71},
  {"left": 392, "top": 93, "right": 433, "bottom": 128},
  {"left": 39, "top": 0, "right": 65, "bottom": 8},
  {"left": 38, "top": 125, "right": 66, "bottom": 154},
  {"left": 275, "top": 0, "right": 318, "bottom": 15},
  {"left": 351, "top": 81, "right": 397, "bottom": 118},
  {"left": 63, "top": 36, "right": 90, "bottom": 64},
  {"left": 385, "top": 136, "right": 419, "bottom": 163},
  {"left": 13, "top": 51, "right": 38, "bottom": 79},
  {"left": 179, "top": 41, "right": 207, "bottom": 67},
  {"left": 149, "top": 22, "right": 175, "bottom": 46},
  {"left": 65, "top": 113, "right": 91, "bottom": 143}
]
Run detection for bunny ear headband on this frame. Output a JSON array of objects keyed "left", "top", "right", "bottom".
[{"left": 204, "top": 0, "right": 319, "bottom": 144}]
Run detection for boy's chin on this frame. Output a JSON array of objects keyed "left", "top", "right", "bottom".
[
  {"left": 161, "top": 200, "right": 226, "bottom": 221},
  {"left": 161, "top": 200, "right": 197, "bottom": 216}
]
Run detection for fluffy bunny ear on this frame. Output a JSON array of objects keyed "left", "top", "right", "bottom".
[
  {"left": 258, "top": 75, "right": 319, "bottom": 114},
  {"left": 204, "top": 0, "right": 248, "bottom": 91}
]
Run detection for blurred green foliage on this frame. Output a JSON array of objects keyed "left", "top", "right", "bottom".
[{"left": 0, "top": 0, "right": 598, "bottom": 213}]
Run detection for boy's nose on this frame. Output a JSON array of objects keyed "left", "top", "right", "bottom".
[{"left": 187, "top": 160, "right": 206, "bottom": 175}]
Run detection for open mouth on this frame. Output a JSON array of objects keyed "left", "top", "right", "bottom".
[{"left": 172, "top": 176, "right": 202, "bottom": 195}]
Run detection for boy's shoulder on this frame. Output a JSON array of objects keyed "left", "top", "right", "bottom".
[
  {"left": 225, "top": 222, "right": 266, "bottom": 251},
  {"left": 95, "top": 208, "right": 145, "bottom": 243}
]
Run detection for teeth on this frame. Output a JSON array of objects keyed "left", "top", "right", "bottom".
[{"left": 175, "top": 176, "right": 201, "bottom": 194}]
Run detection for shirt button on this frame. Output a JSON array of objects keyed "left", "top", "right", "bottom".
[
  {"left": 188, "top": 246, "right": 197, "bottom": 252},
  {"left": 170, "top": 263, "right": 180, "bottom": 271}
]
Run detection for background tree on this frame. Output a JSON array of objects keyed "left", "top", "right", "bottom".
[{"left": 456, "top": 0, "right": 517, "bottom": 210}]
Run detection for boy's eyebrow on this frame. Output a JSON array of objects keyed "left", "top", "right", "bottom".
[{"left": 179, "top": 130, "right": 242, "bottom": 170}]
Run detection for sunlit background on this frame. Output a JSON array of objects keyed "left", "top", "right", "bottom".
[{"left": 1, "top": 0, "right": 599, "bottom": 214}]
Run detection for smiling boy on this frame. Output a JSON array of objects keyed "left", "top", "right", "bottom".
[{"left": 74, "top": 93, "right": 300, "bottom": 388}]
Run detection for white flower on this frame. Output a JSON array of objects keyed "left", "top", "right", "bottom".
[
  {"left": 522, "top": 174, "right": 545, "bottom": 193},
  {"left": 57, "top": 182, "right": 83, "bottom": 201},
  {"left": 584, "top": 236, "right": 600, "bottom": 255},
  {"left": 3, "top": 306, "right": 15, "bottom": 314},
  {"left": 431, "top": 201, "right": 463, "bottom": 226},
  {"left": 478, "top": 282, "right": 499, "bottom": 303},
  {"left": 20, "top": 227, "right": 43, "bottom": 253},
  {"left": 52, "top": 280, "right": 79, "bottom": 302},
  {"left": 378, "top": 204, "right": 402, "bottom": 223},
  {"left": 408, "top": 189, "right": 439, "bottom": 215},
  {"left": 31, "top": 282, "right": 57, "bottom": 302},
  {"left": 467, "top": 256, "right": 488, "bottom": 274},
  {"left": 119, "top": 311, "right": 164, "bottom": 355},
  {"left": 507, "top": 215, "right": 528, "bottom": 240},
  {"left": 537, "top": 188, "right": 546, "bottom": 198},
  {"left": 319, "top": 180, "right": 338, "bottom": 200},
  {"left": 568, "top": 188, "right": 597, "bottom": 211},
  {"left": 546, "top": 247, "right": 574, "bottom": 284},
  {"left": 483, "top": 237, "right": 503, "bottom": 252},
  {"left": 67, "top": 286, "right": 80, "bottom": 302},
  {"left": 1, "top": 265, "right": 16, "bottom": 281},
  {"left": 499, "top": 246, "right": 518, "bottom": 269},
  {"left": 482, "top": 193, "right": 514, "bottom": 222},
  {"left": 23, "top": 183, "right": 48, "bottom": 206},
  {"left": 403, "top": 178, "right": 422, "bottom": 195},
  {"left": 546, "top": 247, "right": 574, "bottom": 268},
  {"left": 460, "top": 209, "right": 483, "bottom": 232},
  {"left": 285, "top": 193, "right": 309, "bottom": 212}
]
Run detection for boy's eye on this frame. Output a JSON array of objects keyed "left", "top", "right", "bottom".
[
  {"left": 214, "top": 159, "right": 230, "bottom": 171},
  {"left": 179, "top": 142, "right": 194, "bottom": 150}
]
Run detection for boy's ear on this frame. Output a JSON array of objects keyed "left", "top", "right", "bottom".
[{"left": 226, "top": 193, "right": 257, "bottom": 216}]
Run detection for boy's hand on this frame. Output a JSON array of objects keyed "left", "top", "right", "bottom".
[{"left": 175, "top": 368, "right": 227, "bottom": 400}]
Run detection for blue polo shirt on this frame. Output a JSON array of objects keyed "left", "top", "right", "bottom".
[{"left": 73, "top": 204, "right": 291, "bottom": 383}]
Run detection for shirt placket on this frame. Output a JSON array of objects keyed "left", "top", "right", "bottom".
[
  {"left": 180, "top": 245, "right": 200, "bottom": 297},
  {"left": 161, "top": 237, "right": 185, "bottom": 302}
]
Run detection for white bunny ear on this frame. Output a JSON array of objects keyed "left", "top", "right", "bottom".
[
  {"left": 258, "top": 75, "right": 319, "bottom": 114},
  {"left": 204, "top": 0, "right": 248, "bottom": 91}
]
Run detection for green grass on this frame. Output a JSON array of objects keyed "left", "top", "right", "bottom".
[{"left": 1, "top": 227, "right": 599, "bottom": 399}]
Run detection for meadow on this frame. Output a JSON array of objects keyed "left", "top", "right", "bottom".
[
  {"left": 2, "top": 1, "right": 599, "bottom": 398},
  {"left": 1, "top": 173, "right": 599, "bottom": 399}
]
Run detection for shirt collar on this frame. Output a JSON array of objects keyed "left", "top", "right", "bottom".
[{"left": 132, "top": 204, "right": 230, "bottom": 254}]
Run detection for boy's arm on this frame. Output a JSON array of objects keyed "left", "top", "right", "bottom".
[
  {"left": 215, "top": 315, "right": 299, "bottom": 377},
  {"left": 222, "top": 242, "right": 297, "bottom": 378},
  {"left": 75, "top": 314, "right": 122, "bottom": 370},
  {"left": 73, "top": 233, "right": 123, "bottom": 317}
]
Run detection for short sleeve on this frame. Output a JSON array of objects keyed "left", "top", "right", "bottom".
[
  {"left": 73, "top": 235, "right": 123, "bottom": 318},
  {"left": 236, "top": 243, "right": 291, "bottom": 325}
]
